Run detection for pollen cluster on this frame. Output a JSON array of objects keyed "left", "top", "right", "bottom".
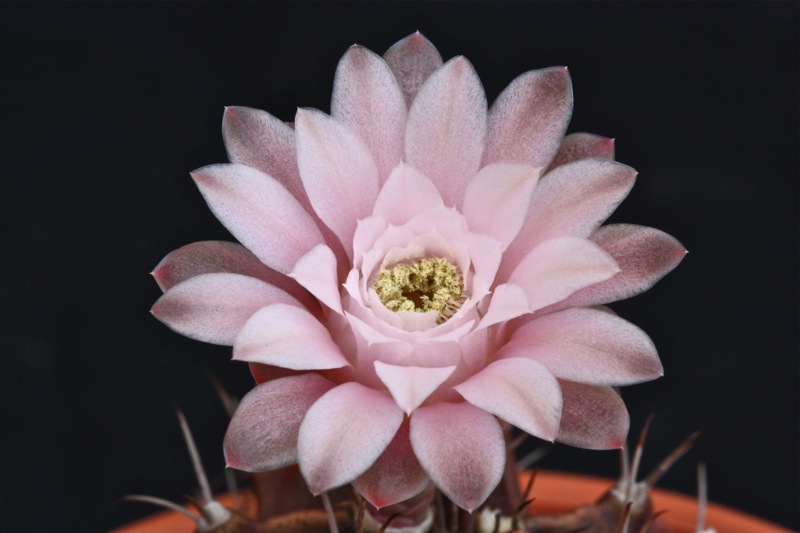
[{"left": 373, "top": 257, "right": 463, "bottom": 316}]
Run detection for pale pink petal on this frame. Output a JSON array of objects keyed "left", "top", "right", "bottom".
[
  {"left": 483, "top": 67, "right": 572, "bottom": 168},
  {"left": 191, "top": 163, "right": 324, "bottom": 275},
  {"left": 151, "top": 240, "right": 319, "bottom": 311},
  {"left": 372, "top": 163, "right": 443, "bottom": 225},
  {"left": 224, "top": 374, "right": 335, "bottom": 471},
  {"left": 458, "top": 329, "right": 491, "bottom": 373},
  {"left": 248, "top": 363, "right": 305, "bottom": 385},
  {"left": 405, "top": 57, "right": 487, "bottom": 208},
  {"left": 477, "top": 283, "right": 530, "bottom": 330},
  {"left": 298, "top": 383, "right": 404, "bottom": 494},
  {"left": 410, "top": 402, "right": 504, "bottom": 511},
  {"left": 546, "top": 132, "right": 615, "bottom": 171},
  {"left": 558, "top": 224, "right": 688, "bottom": 308},
  {"left": 454, "top": 358, "right": 561, "bottom": 441},
  {"left": 151, "top": 241, "right": 265, "bottom": 291},
  {"left": 289, "top": 244, "right": 342, "bottom": 314},
  {"left": 374, "top": 361, "right": 456, "bottom": 415},
  {"left": 295, "top": 108, "right": 380, "bottom": 252},
  {"left": 499, "top": 308, "right": 662, "bottom": 386},
  {"left": 222, "top": 106, "right": 311, "bottom": 209},
  {"left": 352, "top": 421, "right": 429, "bottom": 509},
  {"left": 345, "top": 311, "right": 401, "bottom": 346},
  {"left": 352, "top": 216, "right": 388, "bottom": 263},
  {"left": 151, "top": 273, "right": 300, "bottom": 345},
  {"left": 233, "top": 304, "right": 350, "bottom": 370},
  {"left": 467, "top": 232, "right": 505, "bottom": 299},
  {"left": 556, "top": 380, "right": 629, "bottom": 449},
  {"left": 462, "top": 162, "right": 541, "bottom": 249},
  {"left": 508, "top": 237, "right": 619, "bottom": 311},
  {"left": 331, "top": 45, "right": 406, "bottom": 183},
  {"left": 499, "top": 159, "right": 637, "bottom": 281},
  {"left": 221, "top": 107, "right": 350, "bottom": 271},
  {"left": 383, "top": 32, "right": 443, "bottom": 106}
]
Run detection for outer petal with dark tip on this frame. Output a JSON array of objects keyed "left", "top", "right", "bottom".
[
  {"left": 295, "top": 108, "right": 380, "bottom": 254},
  {"left": 152, "top": 240, "right": 277, "bottom": 291},
  {"left": 222, "top": 106, "right": 311, "bottom": 209},
  {"left": 557, "top": 224, "right": 688, "bottom": 308},
  {"left": 410, "top": 402, "right": 505, "bottom": 511},
  {"left": 383, "top": 32, "right": 443, "bottom": 106},
  {"left": 331, "top": 45, "right": 406, "bottom": 184},
  {"left": 405, "top": 57, "right": 487, "bottom": 208},
  {"left": 151, "top": 240, "right": 317, "bottom": 310},
  {"left": 454, "top": 358, "right": 562, "bottom": 441},
  {"left": 498, "top": 307, "right": 662, "bottom": 386},
  {"left": 353, "top": 421, "right": 429, "bottom": 509},
  {"left": 483, "top": 67, "right": 572, "bottom": 169},
  {"left": 546, "top": 132, "right": 615, "bottom": 172},
  {"left": 298, "top": 383, "right": 404, "bottom": 495},
  {"left": 224, "top": 374, "right": 336, "bottom": 471},
  {"left": 556, "top": 380, "right": 629, "bottom": 449},
  {"left": 191, "top": 163, "right": 324, "bottom": 275},
  {"left": 151, "top": 273, "right": 301, "bottom": 345}
]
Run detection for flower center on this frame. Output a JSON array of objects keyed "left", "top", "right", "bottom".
[{"left": 373, "top": 257, "right": 464, "bottom": 320}]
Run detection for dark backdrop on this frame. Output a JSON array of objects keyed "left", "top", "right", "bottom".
[{"left": 2, "top": 2, "right": 797, "bottom": 531}]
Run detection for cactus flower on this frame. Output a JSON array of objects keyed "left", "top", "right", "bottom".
[{"left": 151, "top": 33, "right": 685, "bottom": 512}]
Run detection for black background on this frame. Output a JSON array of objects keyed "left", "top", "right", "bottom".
[{"left": 2, "top": 2, "right": 797, "bottom": 531}]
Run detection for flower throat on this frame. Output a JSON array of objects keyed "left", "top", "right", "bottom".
[{"left": 374, "top": 257, "right": 463, "bottom": 320}]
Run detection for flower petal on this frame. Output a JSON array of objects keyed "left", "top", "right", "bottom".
[
  {"left": 352, "top": 215, "right": 389, "bottom": 264},
  {"left": 191, "top": 163, "right": 324, "bottom": 275},
  {"left": 405, "top": 57, "right": 487, "bottom": 208},
  {"left": 383, "top": 32, "right": 443, "bottom": 106},
  {"left": 477, "top": 283, "right": 530, "bottom": 330},
  {"left": 352, "top": 421, "right": 429, "bottom": 509},
  {"left": 499, "top": 158, "right": 636, "bottom": 281},
  {"left": 462, "top": 162, "right": 541, "bottom": 249},
  {"left": 248, "top": 363, "right": 305, "bottom": 385},
  {"left": 289, "top": 244, "right": 342, "bottom": 314},
  {"left": 374, "top": 361, "right": 457, "bottom": 415},
  {"left": 151, "top": 240, "right": 318, "bottom": 310},
  {"left": 410, "top": 402, "right": 504, "bottom": 511},
  {"left": 222, "top": 106, "right": 311, "bottom": 209},
  {"left": 483, "top": 67, "right": 572, "bottom": 168},
  {"left": 372, "top": 163, "right": 443, "bottom": 225},
  {"left": 508, "top": 237, "right": 619, "bottom": 311},
  {"left": 151, "top": 273, "right": 300, "bottom": 345},
  {"left": 546, "top": 132, "right": 615, "bottom": 171},
  {"left": 559, "top": 224, "right": 688, "bottom": 308},
  {"left": 295, "top": 108, "right": 380, "bottom": 253},
  {"left": 331, "top": 45, "right": 406, "bottom": 183},
  {"left": 234, "top": 304, "right": 350, "bottom": 370},
  {"left": 152, "top": 240, "right": 273, "bottom": 290},
  {"left": 454, "top": 358, "right": 561, "bottom": 441},
  {"left": 499, "top": 307, "right": 662, "bottom": 386},
  {"left": 224, "top": 374, "right": 335, "bottom": 471},
  {"left": 468, "top": 232, "right": 505, "bottom": 300},
  {"left": 298, "top": 383, "right": 404, "bottom": 494},
  {"left": 556, "top": 380, "right": 629, "bottom": 449}
]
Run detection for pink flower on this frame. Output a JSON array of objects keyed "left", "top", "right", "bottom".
[{"left": 151, "top": 33, "right": 685, "bottom": 512}]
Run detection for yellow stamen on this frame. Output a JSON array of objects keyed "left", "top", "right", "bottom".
[{"left": 373, "top": 257, "right": 463, "bottom": 319}]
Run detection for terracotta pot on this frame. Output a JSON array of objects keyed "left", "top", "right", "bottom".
[{"left": 112, "top": 471, "right": 792, "bottom": 533}]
